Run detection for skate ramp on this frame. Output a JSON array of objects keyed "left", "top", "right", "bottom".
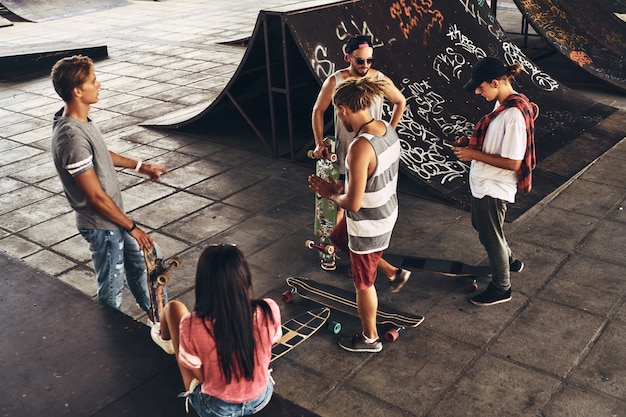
[
  {"left": 0, "top": 0, "right": 129, "bottom": 22},
  {"left": 513, "top": 0, "right": 626, "bottom": 93},
  {"left": 145, "top": 0, "right": 624, "bottom": 220}
]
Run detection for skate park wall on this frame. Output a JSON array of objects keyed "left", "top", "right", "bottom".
[
  {"left": 144, "top": 0, "right": 625, "bottom": 220},
  {"left": 513, "top": 0, "right": 626, "bottom": 93}
]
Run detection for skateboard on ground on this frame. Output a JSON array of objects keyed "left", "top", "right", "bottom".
[
  {"left": 307, "top": 136, "right": 339, "bottom": 271},
  {"left": 271, "top": 307, "right": 340, "bottom": 362},
  {"left": 143, "top": 242, "right": 181, "bottom": 323},
  {"left": 282, "top": 277, "right": 424, "bottom": 342},
  {"left": 383, "top": 253, "right": 491, "bottom": 292}
]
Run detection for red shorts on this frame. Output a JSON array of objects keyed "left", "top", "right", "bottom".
[{"left": 330, "top": 217, "right": 382, "bottom": 290}]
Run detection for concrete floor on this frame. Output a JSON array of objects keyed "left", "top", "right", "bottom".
[{"left": 1, "top": 0, "right": 626, "bottom": 416}]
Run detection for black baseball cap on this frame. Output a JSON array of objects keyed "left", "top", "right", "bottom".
[
  {"left": 345, "top": 35, "right": 373, "bottom": 54},
  {"left": 463, "top": 57, "right": 507, "bottom": 92}
]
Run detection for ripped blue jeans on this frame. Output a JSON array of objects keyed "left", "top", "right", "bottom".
[{"left": 79, "top": 228, "right": 151, "bottom": 312}]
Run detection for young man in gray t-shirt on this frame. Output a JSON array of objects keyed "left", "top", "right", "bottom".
[{"left": 50, "top": 55, "right": 168, "bottom": 318}]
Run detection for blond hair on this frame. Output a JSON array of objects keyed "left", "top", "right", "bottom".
[{"left": 332, "top": 77, "right": 387, "bottom": 112}]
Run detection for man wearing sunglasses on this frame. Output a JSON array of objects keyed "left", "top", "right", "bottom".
[{"left": 311, "top": 35, "right": 406, "bottom": 174}]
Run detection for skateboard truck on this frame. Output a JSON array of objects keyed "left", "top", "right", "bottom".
[{"left": 305, "top": 239, "right": 335, "bottom": 255}]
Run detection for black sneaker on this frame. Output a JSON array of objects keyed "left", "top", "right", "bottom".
[
  {"left": 470, "top": 283, "right": 511, "bottom": 306},
  {"left": 339, "top": 334, "right": 383, "bottom": 353},
  {"left": 510, "top": 259, "right": 524, "bottom": 273},
  {"left": 388, "top": 268, "right": 411, "bottom": 293}
]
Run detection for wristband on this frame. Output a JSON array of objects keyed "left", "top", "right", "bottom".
[
  {"left": 134, "top": 160, "right": 143, "bottom": 172},
  {"left": 127, "top": 222, "right": 137, "bottom": 233}
]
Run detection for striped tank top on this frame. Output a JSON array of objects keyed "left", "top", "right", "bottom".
[{"left": 345, "top": 121, "right": 400, "bottom": 254}]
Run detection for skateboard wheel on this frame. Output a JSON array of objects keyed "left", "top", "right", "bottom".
[
  {"left": 329, "top": 154, "right": 337, "bottom": 163},
  {"left": 324, "top": 245, "right": 335, "bottom": 255},
  {"left": 328, "top": 321, "right": 341, "bottom": 334},
  {"left": 307, "top": 150, "right": 315, "bottom": 159},
  {"left": 156, "top": 274, "right": 169, "bottom": 285},
  {"left": 305, "top": 240, "right": 314, "bottom": 249},
  {"left": 384, "top": 328, "right": 400, "bottom": 342},
  {"left": 169, "top": 256, "right": 182, "bottom": 269},
  {"left": 281, "top": 290, "right": 294, "bottom": 303}
]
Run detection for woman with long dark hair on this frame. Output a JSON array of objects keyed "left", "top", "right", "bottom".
[{"left": 151, "top": 244, "right": 281, "bottom": 416}]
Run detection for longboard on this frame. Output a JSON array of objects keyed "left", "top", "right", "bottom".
[
  {"left": 271, "top": 307, "right": 334, "bottom": 362},
  {"left": 283, "top": 277, "right": 424, "bottom": 342},
  {"left": 143, "top": 242, "right": 181, "bottom": 323},
  {"left": 383, "top": 253, "right": 492, "bottom": 292}
]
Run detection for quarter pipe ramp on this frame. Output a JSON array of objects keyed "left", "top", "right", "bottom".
[
  {"left": 0, "top": 0, "right": 129, "bottom": 22},
  {"left": 145, "top": 0, "right": 624, "bottom": 219}
]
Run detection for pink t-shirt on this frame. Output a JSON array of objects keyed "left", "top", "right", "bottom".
[{"left": 177, "top": 299, "right": 282, "bottom": 403}]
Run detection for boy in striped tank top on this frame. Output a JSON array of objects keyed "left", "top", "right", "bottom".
[{"left": 308, "top": 78, "right": 409, "bottom": 353}]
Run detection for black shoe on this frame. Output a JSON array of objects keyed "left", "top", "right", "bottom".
[
  {"left": 388, "top": 268, "right": 410, "bottom": 293},
  {"left": 339, "top": 334, "right": 383, "bottom": 353},
  {"left": 471, "top": 283, "right": 511, "bottom": 306},
  {"left": 510, "top": 259, "right": 524, "bottom": 273}
]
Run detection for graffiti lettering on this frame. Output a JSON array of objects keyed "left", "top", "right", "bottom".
[
  {"left": 389, "top": 0, "right": 444, "bottom": 45},
  {"left": 336, "top": 20, "right": 384, "bottom": 52},
  {"left": 310, "top": 44, "right": 335, "bottom": 79},
  {"left": 456, "top": 0, "right": 504, "bottom": 38},
  {"left": 433, "top": 47, "right": 467, "bottom": 82},
  {"left": 502, "top": 42, "right": 559, "bottom": 91}
]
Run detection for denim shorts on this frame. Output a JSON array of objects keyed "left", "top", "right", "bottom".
[
  {"left": 79, "top": 227, "right": 150, "bottom": 311},
  {"left": 180, "top": 378, "right": 273, "bottom": 417}
]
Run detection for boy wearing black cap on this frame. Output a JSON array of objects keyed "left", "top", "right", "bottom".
[{"left": 452, "top": 56, "right": 538, "bottom": 306}]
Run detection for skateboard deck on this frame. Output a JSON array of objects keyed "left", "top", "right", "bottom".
[
  {"left": 271, "top": 307, "right": 333, "bottom": 362},
  {"left": 143, "top": 242, "right": 181, "bottom": 323},
  {"left": 383, "top": 253, "right": 491, "bottom": 292},
  {"left": 283, "top": 277, "right": 424, "bottom": 341},
  {"left": 383, "top": 254, "right": 492, "bottom": 278},
  {"left": 308, "top": 136, "right": 339, "bottom": 270}
]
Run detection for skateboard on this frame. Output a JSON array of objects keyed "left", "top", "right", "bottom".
[
  {"left": 282, "top": 277, "right": 424, "bottom": 342},
  {"left": 307, "top": 136, "right": 339, "bottom": 271},
  {"left": 271, "top": 307, "right": 339, "bottom": 362},
  {"left": 143, "top": 242, "right": 181, "bottom": 323},
  {"left": 383, "top": 253, "right": 491, "bottom": 292}
]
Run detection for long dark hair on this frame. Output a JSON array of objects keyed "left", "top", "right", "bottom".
[{"left": 193, "top": 244, "right": 275, "bottom": 383}]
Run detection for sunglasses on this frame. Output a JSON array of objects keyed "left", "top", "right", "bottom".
[{"left": 351, "top": 56, "right": 374, "bottom": 65}]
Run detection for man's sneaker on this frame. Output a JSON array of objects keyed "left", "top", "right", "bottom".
[
  {"left": 510, "top": 259, "right": 524, "bottom": 273},
  {"left": 470, "top": 283, "right": 511, "bottom": 306},
  {"left": 388, "top": 268, "right": 411, "bottom": 293},
  {"left": 321, "top": 260, "right": 336, "bottom": 271},
  {"left": 339, "top": 334, "right": 383, "bottom": 353},
  {"left": 151, "top": 322, "right": 175, "bottom": 354}
]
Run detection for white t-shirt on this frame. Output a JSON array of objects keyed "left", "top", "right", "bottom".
[{"left": 469, "top": 106, "right": 527, "bottom": 203}]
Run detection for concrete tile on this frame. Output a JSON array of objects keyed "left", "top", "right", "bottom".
[
  {"left": 162, "top": 202, "right": 249, "bottom": 244},
  {"left": 569, "top": 321, "right": 626, "bottom": 400},
  {"left": 491, "top": 299, "right": 606, "bottom": 377},
  {"left": 224, "top": 176, "right": 309, "bottom": 212},
  {"left": 20, "top": 212, "right": 79, "bottom": 246},
  {"left": 543, "top": 384, "right": 626, "bottom": 417},
  {"left": 514, "top": 206, "right": 598, "bottom": 252},
  {"left": 0, "top": 138, "right": 21, "bottom": 152},
  {"left": 129, "top": 192, "right": 212, "bottom": 229},
  {"left": 428, "top": 354, "right": 561, "bottom": 416},
  {"left": 23, "top": 249, "right": 75, "bottom": 276},
  {"left": 187, "top": 169, "right": 263, "bottom": 200},
  {"left": 11, "top": 160, "right": 57, "bottom": 184},
  {"left": 160, "top": 158, "right": 229, "bottom": 189},
  {"left": 540, "top": 254, "right": 626, "bottom": 316},
  {"left": 0, "top": 177, "right": 27, "bottom": 194},
  {"left": 0, "top": 195, "right": 72, "bottom": 232},
  {"left": 579, "top": 154, "right": 626, "bottom": 188},
  {"left": 51, "top": 234, "right": 92, "bottom": 264},
  {"left": 35, "top": 177, "right": 64, "bottom": 194},
  {"left": 548, "top": 178, "right": 625, "bottom": 218},
  {"left": 0, "top": 186, "right": 52, "bottom": 215},
  {"left": 0, "top": 145, "right": 43, "bottom": 167},
  {"left": 577, "top": 220, "right": 626, "bottom": 266},
  {"left": 349, "top": 329, "right": 479, "bottom": 414},
  {"left": 56, "top": 266, "right": 97, "bottom": 298},
  {"left": 0, "top": 234, "right": 42, "bottom": 258},
  {"left": 121, "top": 181, "right": 176, "bottom": 212}
]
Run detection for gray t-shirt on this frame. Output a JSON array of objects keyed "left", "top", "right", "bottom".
[{"left": 51, "top": 108, "right": 123, "bottom": 230}]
